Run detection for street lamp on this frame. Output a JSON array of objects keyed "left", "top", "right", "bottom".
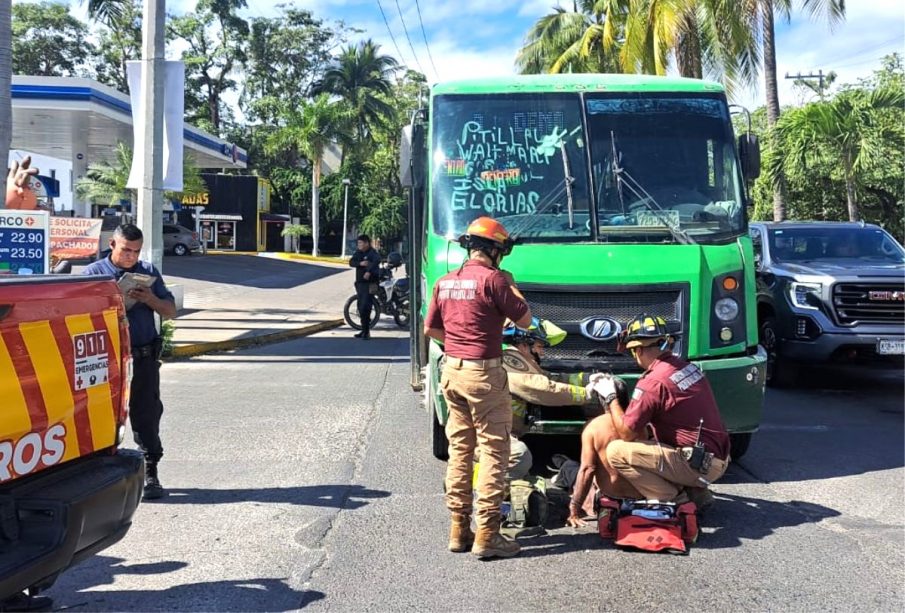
[{"left": 341, "top": 178, "right": 352, "bottom": 259}]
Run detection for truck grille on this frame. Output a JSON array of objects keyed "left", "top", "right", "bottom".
[
  {"left": 833, "top": 282, "right": 905, "bottom": 325},
  {"left": 521, "top": 286, "right": 686, "bottom": 371}
]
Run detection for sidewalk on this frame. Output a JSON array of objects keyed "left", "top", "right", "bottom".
[{"left": 162, "top": 253, "right": 353, "bottom": 357}]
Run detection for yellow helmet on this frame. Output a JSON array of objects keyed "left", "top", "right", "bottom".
[{"left": 619, "top": 314, "right": 676, "bottom": 350}]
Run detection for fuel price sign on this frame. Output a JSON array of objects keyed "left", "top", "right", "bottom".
[{"left": 0, "top": 210, "right": 50, "bottom": 274}]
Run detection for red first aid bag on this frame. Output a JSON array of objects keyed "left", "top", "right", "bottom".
[{"left": 611, "top": 501, "right": 699, "bottom": 554}]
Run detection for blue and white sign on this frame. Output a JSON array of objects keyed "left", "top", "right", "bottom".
[{"left": 0, "top": 210, "right": 50, "bottom": 274}]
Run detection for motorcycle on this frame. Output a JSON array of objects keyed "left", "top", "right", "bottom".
[{"left": 343, "top": 253, "right": 410, "bottom": 330}]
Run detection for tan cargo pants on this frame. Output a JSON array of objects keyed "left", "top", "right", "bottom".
[
  {"left": 441, "top": 358, "right": 511, "bottom": 530},
  {"left": 606, "top": 439, "right": 728, "bottom": 501}
]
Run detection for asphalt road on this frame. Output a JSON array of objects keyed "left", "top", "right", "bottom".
[{"left": 46, "top": 329, "right": 904, "bottom": 612}]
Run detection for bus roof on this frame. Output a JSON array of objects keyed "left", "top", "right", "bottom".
[{"left": 431, "top": 73, "right": 725, "bottom": 96}]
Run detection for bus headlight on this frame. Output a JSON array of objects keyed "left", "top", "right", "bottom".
[{"left": 714, "top": 297, "right": 739, "bottom": 321}]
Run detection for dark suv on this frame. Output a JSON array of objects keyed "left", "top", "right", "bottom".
[{"left": 749, "top": 222, "right": 904, "bottom": 386}]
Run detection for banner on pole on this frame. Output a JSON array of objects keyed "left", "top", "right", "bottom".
[
  {"left": 126, "top": 60, "right": 185, "bottom": 191},
  {"left": 50, "top": 217, "right": 103, "bottom": 260}
]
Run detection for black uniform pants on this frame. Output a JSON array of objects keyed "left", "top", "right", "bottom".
[
  {"left": 355, "top": 282, "right": 374, "bottom": 333},
  {"left": 131, "top": 351, "right": 164, "bottom": 463}
]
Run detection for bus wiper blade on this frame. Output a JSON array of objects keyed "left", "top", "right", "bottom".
[
  {"left": 560, "top": 143, "right": 575, "bottom": 229},
  {"left": 608, "top": 131, "right": 695, "bottom": 246}
]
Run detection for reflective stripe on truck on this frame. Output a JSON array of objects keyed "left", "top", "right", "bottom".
[{"left": 0, "top": 307, "right": 123, "bottom": 483}]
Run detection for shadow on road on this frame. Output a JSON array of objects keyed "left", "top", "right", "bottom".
[
  {"left": 49, "top": 556, "right": 323, "bottom": 612},
  {"left": 153, "top": 484, "right": 391, "bottom": 510},
  {"left": 164, "top": 255, "right": 345, "bottom": 290},
  {"left": 696, "top": 492, "right": 840, "bottom": 549}
]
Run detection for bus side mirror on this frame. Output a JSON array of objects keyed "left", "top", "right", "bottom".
[
  {"left": 739, "top": 133, "right": 761, "bottom": 181},
  {"left": 399, "top": 123, "right": 427, "bottom": 190}
]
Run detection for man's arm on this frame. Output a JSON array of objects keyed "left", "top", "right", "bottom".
[
  {"left": 492, "top": 271, "right": 532, "bottom": 328},
  {"left": 424, "top": 328, "right": 445, "bottom": 344},
  {"left": 508, "top": 371, "right": 589, "bottom": 406},
  {"left": 129, "top": 287, "right": 176, "bottom": 319},
  {"left": 567, "top": 425, "right": 600, "bottom": 527}
]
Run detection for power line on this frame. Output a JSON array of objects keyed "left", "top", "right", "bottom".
[
  {"left": 820, "top": 35, "right": 903, "bottom": 67},
  {"left": 394, "top": 0, "right": 427, "bottom": 76},
  {"left": 413, "top": 0, "right": 440, "bottom": 80},
  {"left": 376, "top": 0, "right": 409, "bottom": 69}
]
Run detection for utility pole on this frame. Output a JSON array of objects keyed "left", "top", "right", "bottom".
[
  {"left": 137, "top": 0, "right": 166, "bottom": 270},
  {"left": 341, "top": 178, "right": 351, "bottom": 259},
  {"left": 785, "top": 69, "right": 829, "bottom": 99}
]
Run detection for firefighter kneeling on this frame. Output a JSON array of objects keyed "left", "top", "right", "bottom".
[{"left": 568, "top": 314, "right": 731, "bottom": 530}]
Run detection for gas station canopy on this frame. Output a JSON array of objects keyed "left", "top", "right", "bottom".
[{"left": 11, "top": 75, "right": 247, "bottom": 174}]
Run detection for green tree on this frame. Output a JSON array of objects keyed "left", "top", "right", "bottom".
[
  {"left": 167, "top": 0, "right": 248, "bottom": 135},
  {"left": 747, "top": 0, "right": 846, "bottom": 221},
  {"left": 265, "top": 94, "right": 351, "bottom": 255},
  {"left": 516, "top": 0, "right": 758, "bottom": 93},
  {"left": 242, "top": 7, "right": 349, "bottom": 123},
  {"left": 1, "top": 0, "right": 12, "bottom": 178},
  {"left": 89, "top": 0, "right": 142, "bottom": 92},
  {"left": 315, "top": 39, "right": 399, "bottom": 145},
  {"left": 76, "top": 142, "right": 207, "bottom": 205},
  {"left": 12, "top": 1, "right": 94, "bottom": 77},
  {"left": 771, "top": 85, "right": 904, "bottom": 223}
]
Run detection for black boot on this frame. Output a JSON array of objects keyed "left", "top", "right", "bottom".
[{"left": 143, "top": 461, "right": 165, "bottom": 500}]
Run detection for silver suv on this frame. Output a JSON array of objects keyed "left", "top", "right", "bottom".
[{"left": 750, "top": 221, "right": 904, "bottom": 386}]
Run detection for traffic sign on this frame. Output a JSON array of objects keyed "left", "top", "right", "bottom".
[{"left": 0, "top": 210, "right": 50, "bottom": 274}]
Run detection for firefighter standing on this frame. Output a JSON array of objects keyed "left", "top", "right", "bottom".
[{"left": 424, "top": 217, "right": 532, "bottom": 559}]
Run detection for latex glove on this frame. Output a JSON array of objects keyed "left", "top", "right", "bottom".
[
  {"left": 584, "top": 382, "right": 596, "bottom": 400},
  {"left": 593, "top": 375, "right": 617, "bottom": 399},
  {"left": 588, "top": 372, "right": 608, "bottom": 385}
]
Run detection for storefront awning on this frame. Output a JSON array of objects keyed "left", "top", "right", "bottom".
[
  {"left": 260, "top": 213, "right": 290, "bottom": 222},
  {"left": 199, "top": 213, "right": 243, "bottom": 221}
]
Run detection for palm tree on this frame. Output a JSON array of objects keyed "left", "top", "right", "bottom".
[
  {"left": 771, "top": 87, "right": 904, "bottom": 222},
  {"left": 76, "top": 141, "right": 207, "bottom": 205},
  {"left": 266, "top": 94, "right": 350, "bottom": 256},
  {"left": 315, "top": 39, "right": 398, "bottom": 146},
  {"left": 516, "top": 1, "right": 758, "bottom": 95},
  {"left": 1, "top": 0, "right": 12, "bottom": 179},
  {"left": 746, "top": 0, "right": 846, "bottom": 221},
  {"left": 83, "top": 0, "right": 127, "bottom": 23}
]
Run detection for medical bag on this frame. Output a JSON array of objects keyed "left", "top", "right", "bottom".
[{"left": 597, "top": 497, "right": 699, "bottom": 554}]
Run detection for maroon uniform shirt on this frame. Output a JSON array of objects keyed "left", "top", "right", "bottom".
[
  {"left": 622, "top": 354, "right": 730, "bottom": 460},
  {"left": 424, "top": 260, "right": 529, "bottom": 360}
]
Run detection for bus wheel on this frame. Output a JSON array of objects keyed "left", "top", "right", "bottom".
[{"left": 729, "top": 432, "right": 752, "bottom": 461}]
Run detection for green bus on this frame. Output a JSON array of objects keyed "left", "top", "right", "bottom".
[{"left": 401, "top": 74, "right": 767, "bottom": 461}]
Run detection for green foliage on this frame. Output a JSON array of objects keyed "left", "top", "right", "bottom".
[
  {"left": 166, "top": 0, "right": 248, "bottom": 135},
  {"left": 747, "top": 55, "right": 904, "bottom": 239},
  {"left": 515, "top": 0, "right": 759, "bottom": 94},
  {"left": 160, "top": 319, "right": 175, "bottom": 358},
  {"left": 90, "top": 0, "right": 141, "bottom": 92},
  {"left": 76, "top": 142, "right": 209, "bottom": 205},
  {"left": 12, "top": 1, "right": 94, "bottom": 77}
]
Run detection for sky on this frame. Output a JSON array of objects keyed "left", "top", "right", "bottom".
[{"left": 13, "top": 0, "right": 905, "bottom": 110}]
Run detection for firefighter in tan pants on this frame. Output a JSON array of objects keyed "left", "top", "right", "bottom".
[
  {"left": 501, "top": 319, "right": 599, "bottom": 479},
  {"left": 424, "top": 217, "right": 532, "bottom": 559}
]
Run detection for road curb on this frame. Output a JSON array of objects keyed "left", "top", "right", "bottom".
[{"left": 166, "top": 319, "right": 345, "bottom": 359}]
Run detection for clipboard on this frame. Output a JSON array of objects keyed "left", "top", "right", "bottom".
[{"left": 117, "top": 272, "right": 156, "bottom": 310}]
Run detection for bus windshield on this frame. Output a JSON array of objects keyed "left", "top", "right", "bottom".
[
  {"left": 431, "top": 93, "right": 591, "bottom": 242},
  {"left": 586, "top": 94, "right": 746, "bottom": 243}
]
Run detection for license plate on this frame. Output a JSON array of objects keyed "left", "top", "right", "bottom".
[{"left": 877, "top": 338, "right": 905, "bottom": 355}]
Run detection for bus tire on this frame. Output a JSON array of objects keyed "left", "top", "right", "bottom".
[{"left": 729, "top": 432, "right": 752, "bottom": 461}]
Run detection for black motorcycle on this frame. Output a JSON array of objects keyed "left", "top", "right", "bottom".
[{"left": 343, "top": 252, "right": 410, "bottom": 330}]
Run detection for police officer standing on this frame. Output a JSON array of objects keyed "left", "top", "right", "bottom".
[
  {"left": 424, "top": 217, "right": 532, "bottom": 559},
  {"left": 348, "top": 234, "right": 381, "bottom": 340},
  {"left": 84, "top": 224, "right": 176, "bottom": 500}
]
